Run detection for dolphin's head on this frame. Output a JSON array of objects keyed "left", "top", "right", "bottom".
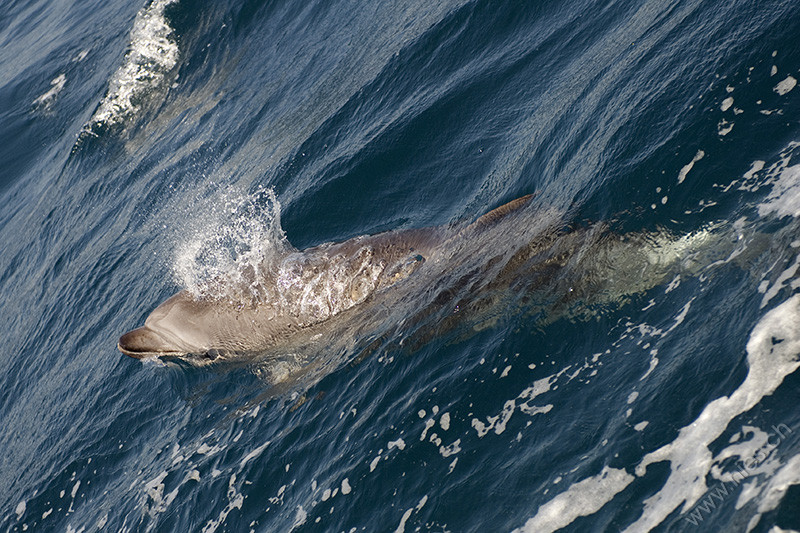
[
  {"left": 118, "top": 226, "right": 449, "bottom": 360},
  {"left": 118, "top": 291, "right": 215, "bottom": 358}
]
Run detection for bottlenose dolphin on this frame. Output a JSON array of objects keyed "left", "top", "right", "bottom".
[{"left": 119, "top": 195, "right": 751, "bottom": 362}]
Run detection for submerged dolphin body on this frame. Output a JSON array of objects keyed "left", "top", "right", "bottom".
[{"left": 119, "top": 195, "right": 750, "bottom": 362}]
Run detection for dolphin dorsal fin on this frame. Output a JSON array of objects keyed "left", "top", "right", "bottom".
[{"left": 469, "top": 194, "right": 534, "bottom": 230}]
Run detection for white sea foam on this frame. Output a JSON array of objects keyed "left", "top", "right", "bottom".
[
  {"left": 240, "top": 440, "right": 271, "bottom": 468},
  {"left": 439, "top": 412, "right": 450, "bottom": 431},
  {"left": 513, "top": 467, "right": 633, "bottom": 533},
  {"left": 394, "top": 496, "right": 427, "bottom": 533},
  {"left": 32, "top": 74, "right": 66, "bottom": 110},
  {"left": 711, "top": 426, "right": 781, "bottom": 488},
  {"left": 745, "top": 453, "right": 800, "bottom": 531},
  {"left": 677, "top": 150, "right": 705, "bottom": 184},
  {"left": 174, "top": 187, "right": 290, "bottom": 299},
  {"left": 143, "top": 471, "right": 177, "bottom": 518},
  {"left": 759, "top": 253, "right": 800, "bottom": 309},
  {"left": 741, "top": 161, "right": 766, "bottom": 189},
  {"left": 202, "top": 474, "right": 244, "bottom": 533},
  {"left": 774, "top": 75, "right": 797, "bottom": 96},
  {"left": 420, "top": 418, "right": 435, "bottom": 441},
  {"left": 439, "top": 439, "right": 461, "bottom": 458},
  {"left": 281, "top": 505, "right": 305, "bottom": 530},
  {"left": 758, "top": 160, "right": 800, "bottom": 219},
  {"left": 472, "top": 374, "right": 554, "bottom": 437},
  {"left": 83, "top": 0, "right": 179, "bottom": 133},
  {"left": 721, "top": 97, "right": 733, "bottom": 112},
  {"left": 370, "top": 454, "right": 381, "bottom": 472},
  {"left": 514, "top": 294, "right": 800, "bottom": 532},
  {"left": 724, "top": 143, "right": 797, "bottom": 195},
  {"left": 471, "top": 400, "right": 515, "bottom": 436},
  {"left": 623, "top": 294, "right": 800, "bottom": 531}
]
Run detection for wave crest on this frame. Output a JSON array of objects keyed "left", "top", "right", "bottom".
[{"left": 82, "top": 0, "right": 180, "bottom": 136}]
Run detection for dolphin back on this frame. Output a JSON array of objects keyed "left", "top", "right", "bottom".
[{"left": 467, "top": 194, "right": 535, "bottom": 231}]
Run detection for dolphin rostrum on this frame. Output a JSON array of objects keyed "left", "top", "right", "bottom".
[{"left": 118, "top": 195, "right": 753, "bottom": 362}]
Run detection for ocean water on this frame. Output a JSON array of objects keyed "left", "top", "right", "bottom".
[{"left": 2, "top": 0, "right": 800, "bottom": 531}]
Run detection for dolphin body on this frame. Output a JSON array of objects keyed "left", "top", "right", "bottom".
[
  {"left": 119, "top": 195, "right": 750, "bottom": 362},
  {"left": 119, "top": 225, "right": 443, "bottom": 359}
]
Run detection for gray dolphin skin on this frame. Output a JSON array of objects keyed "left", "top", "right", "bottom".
[
  {"left": 119, "top": 195, "right": 752, "bottom": 361},
  {"left": 118, "top": 215, "right": 451, "bottom": 360}
]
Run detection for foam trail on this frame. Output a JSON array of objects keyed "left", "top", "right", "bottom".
[
  {"left": 624, "top": 294, "right": 800, "bottom": 531},
  {"left": 758, "top": 161, "right": 800, "bottom": 219},
  {"left": 513, "top": 467, "right": 633, "bottom": 533},
  {"left": 744, "top": 453, "right": 800, "bottom": 531},
  {"left": 513, "top": 295, "right": 800, "bottom": 532},
  {"left": 82, "top": 0, "right": 180, "bottom": 135}
]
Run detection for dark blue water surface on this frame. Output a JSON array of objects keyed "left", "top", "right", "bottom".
[{"left": 2, "top": 0, "right": 800, "bottom": 531}]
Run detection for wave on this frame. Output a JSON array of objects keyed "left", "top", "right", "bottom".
[
  {"left": 80, "top": 0, "right": 180, "bottom": 137},
  {"left": 31, "top": 74, "right": 67, "bottom": 112}
]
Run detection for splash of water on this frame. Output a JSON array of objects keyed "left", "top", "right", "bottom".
[
  {"left": 174, "top": 187, "right": 292, "bottom": 302},
  {"left": 82, "top": 0, "right": 180, "bottom": 135},
  {"left": 173, "top": 186, "right": 399, "bottom": 325}
]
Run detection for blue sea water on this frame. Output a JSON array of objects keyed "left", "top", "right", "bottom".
[{"left": 2, "top": 0, "right": 800, "bottom": 531}]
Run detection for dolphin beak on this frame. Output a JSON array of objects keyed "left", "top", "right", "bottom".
[{"left": 118, "top": 326, "right": 182, "bottom": 358}]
